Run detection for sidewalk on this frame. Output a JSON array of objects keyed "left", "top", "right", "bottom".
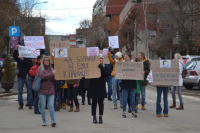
[{"left": 0, "top": 77, "right": 27, "bottom": 97}]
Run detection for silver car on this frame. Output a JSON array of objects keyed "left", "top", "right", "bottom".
[
  {"left": 183, "top": 61, "right": 200, "bottom": 89},
  {"left": 182, "top": 55, "right": 200, "bottom": 65}
]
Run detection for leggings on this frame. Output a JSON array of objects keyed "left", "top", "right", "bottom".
[{"left": 171, "top": 86, "right": 183, "bottom": 105}]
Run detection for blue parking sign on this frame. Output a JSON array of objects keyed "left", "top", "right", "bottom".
[{"left": 9, "top": 26, "right": 20, "bottom": 37}]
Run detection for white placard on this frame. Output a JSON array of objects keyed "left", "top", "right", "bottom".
[
  {"left": 160, "top": 60, "right": 171, "bottom": 68},
  {"left": 87, "top": 47, "right": 99, "bottom": 56},
  {"left": 147, "top": 70, "right": 153, "bottom": 83},
  {"left": 24, "top": 36, "right": 45, "bottom": 49},
  {"left": 108, "top": 36, "right": 119, "bottom": 49},
  {"left": 103, "top": 49, "right": 108, "bottom": 55},
  {"left": 55, "top": 48, "right": 68, "bottom": 58},
  {"left": 18, "top": 45, "right": 40, "bottom": 58}
]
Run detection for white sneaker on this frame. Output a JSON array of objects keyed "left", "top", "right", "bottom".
[{"left": 114, "top": 105, "right": 117, "bottom": 109}]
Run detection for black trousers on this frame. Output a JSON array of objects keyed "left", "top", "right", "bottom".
[
  {"left": 92, "top": 98, "right": 104, "bottom": 116},
  {"left": 68, "top": 84, "right": 79, "bottom": 106},
  {"left": 61, "top": 89, "right": 68, "bottom": 103},
  {"left": 82, "top": 88, "right": 91, "bottom": 103},
  {"left": 54, "top": 92, "right": 61, "bottom": 109}
]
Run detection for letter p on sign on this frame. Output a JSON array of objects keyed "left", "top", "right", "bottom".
[{"left": 9, "top": 26, "right": 20, "bottom": 37}]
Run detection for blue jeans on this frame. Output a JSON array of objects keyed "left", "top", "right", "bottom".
[
  {"left": 38, "top": 94, "right": 55, "bottom": 121},
  {"left": 18, "top": 78, "right": 33, "bottom": 105},
  {"left": 112, "top": 76, "right": 121, "bottom": 106},
  {"left": 122, "top": 88, "right": 136, "bottom": 112},
  {"left": 156, "top": 87, "right": 168, "bottom": 115},
  {"left": 106, "top": 76, "right": 112, "bottom": 97},
  {"left": 34, "top": 91, "right": 39, "bottom": 112},
  {"left": 136, "top": 86, "right": 146, "bottom": 105}
]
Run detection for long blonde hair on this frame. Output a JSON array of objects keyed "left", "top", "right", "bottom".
[
  {"left": 40, "top": 55, "right": 52, "bottom": 71},
  {"left": 174, "top": 53, "right": 181, "bottom": 61}
]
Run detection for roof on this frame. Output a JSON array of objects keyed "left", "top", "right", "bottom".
[{"left": 106, "top": 0, "right": 128, "bottom": 15}]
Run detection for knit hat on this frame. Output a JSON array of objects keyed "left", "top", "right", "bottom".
[
  {"left": 115, "top": 52, "right": 122, "bottom": 58},
  {"left": 100, "top": 53, "right": 104, "bottom": 59}
]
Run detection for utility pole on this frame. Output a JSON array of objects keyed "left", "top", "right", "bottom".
[
  {"left": 134, "top": 20, "right": 137, "bottom": 55},
  {"left": 143, "top": 0, "right": 149, "bottom": 58}
]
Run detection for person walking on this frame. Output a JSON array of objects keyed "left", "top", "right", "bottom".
[
  {"left": 169, "top": 53, "right": 184, "bottom": 110},
  {"left": 156, "top": 56, "right": 169, "bottom": 117},
  {"left": 13, "top": 45, "right": 33, "bottom": 110},
  {"left": 80, "top": 78, "right": 91, "bottom": 105},
  {"left": 87, "top": 54, "right": 108, "bottom": 124},
  {"left": 66, "top": 79, "right": 80, "bottom": 112},
  {"left": 115, "top": 52, "right": 138, "bottom": 118},
  {"left": 135, "top": 52, "right": 150, "bottom": 110},
  {"left": 105, "top": 51, "right": 114, "bottom": 101},
  {"left": 37, "top": 56, "right": 56, "bottom": 126},
  {"left": 29, "top": 55, "right": 43, "bottom": 114},
  {"left": 108, "top": 47, "right": 123, "bottom": 109}
]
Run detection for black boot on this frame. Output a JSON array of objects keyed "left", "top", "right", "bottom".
[
  {"left": 108, "top": 96, "right": 112, "bottom": 101},
  {"left": 29, "top": 105, "right": 32, "bottom": 109},
  {"left": 128, "top": 108, "right": 132, "bottom": 113},
  {"left": 88, "top": 97, "right": 92, "bottom": 105},
  {"left": 99, "top": 116, "right": 103, "bottom": 124},
  {"left": 18, "top": 104, "right": 23, "bottom": 110},
  {"left": 93, "top": 116, "right": 98, "bottom": 124},
  {"left": 82, "top": 102, "right": 85, "bottom": 105}
]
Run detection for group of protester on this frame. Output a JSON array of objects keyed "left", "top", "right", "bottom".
[{"left": 12, "top": 44, "right": 185, "bottom": 127}]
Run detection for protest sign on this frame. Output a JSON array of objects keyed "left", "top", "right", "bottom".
[
  {"left": 150, "top": 60, "right": 179, "bottom": 85},
  {"left": 10, "top": 37, "right": 19, "bottom": 49},
  {"left": 87, "top": 47, "right": 99, "bottom": 56},
  {"left": 147, "top": 70, "right": 153, "bottom": 83},
  {"left": 50, "top": 40, "right": 70, "bottom": 55},
  {"left": 99, "top": 50, "right": 110, "bottom": 64},
  {"left": 115, "top": 62, "right": 144, "bottom": 80},
  {"left": 54, "top": 48, "right": 101, "bottom": 80},
  {"left": 24, "top": 36, "right": 45, "bottom": 49},
  {"left": 108, "top": 36, "right": 119, "bottom": 49},
  {"left": 103, "top": 49, "right": 108, "bottom": 55},
  {"left": 18, "top": 46, "right": 40, "bottom": 58},
  {"left": 55, "top": 48, "right": 68, "bottom": 58}
]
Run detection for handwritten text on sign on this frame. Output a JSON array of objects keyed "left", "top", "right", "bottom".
[
  {"left": 24, "top": 36, "right": 45, "bottom": 49},
  {"left": 50, "top": 40, "right": 70, "bottom": 54},
  {"left": 150, "top": 60, "right": 179, "bottom": 85},
  {"left": 18, "top": 46, "right": 40, "bottom": 58},
  {"left": 54, "top": 48, "right": 101, "bottom": 80},
  {"left": 115, "top": 62, "right": 144, "bottom": 80},
  {"left": 108, "top": 36, "right": 119, "bottom": 49}
]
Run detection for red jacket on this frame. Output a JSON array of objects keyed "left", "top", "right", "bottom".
[
  {"left": 29, "top": 61, "right": 41, "bottom": 86},
  {"left": 37, "top": 66, "right": 55, "bottom": 95}
]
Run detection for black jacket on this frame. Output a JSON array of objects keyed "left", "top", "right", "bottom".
[
  {"left": 13, "top": 50, "right": 33, "bottom": 79},
  {"left": 140, "top": 57, "right": 150, "bottom": 86},
  {"left": 105, "top": 63, "right": 113, "bottom": 76},
  {"left": 53, "top": 79, "right": 65, "bottom": 92},
  {"left": 87, "top": 64, "right": 108, "bottom": 98},
  {"left": 120, "top": 80, "right": 137, "bottom": 89},
  {"left": 80, "top": 78, "right": 90, "bottom": 89}
]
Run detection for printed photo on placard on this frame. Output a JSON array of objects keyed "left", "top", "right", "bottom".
[
  {"left": 55, "top": 49, "right": 68, "bottom": 58},
  {"left": 160, "top": 60, "right": 171, "bottom": 68}
]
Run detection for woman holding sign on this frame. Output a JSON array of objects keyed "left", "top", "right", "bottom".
[
  {"left": 114, "top": 52, "right": 137, "bottom": 118},
  {"left": 87, "top": 54, "right": 108, "bottom": 124},
  {"left": 169, "top": 53, "right": 184, "bottom": 110},
  {"left": 37, "top": 56, "right": 56, "bottom": 127},
  {"left": 108, "top": 47, "right": 123, "bottom": 109}
]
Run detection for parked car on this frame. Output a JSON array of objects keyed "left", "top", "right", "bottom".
[
  {"left": 183, "top": 61, "right": 200, "bottom": 89},
  {"left": 182, "top": 55, "right": 200, "bottom": 65}
]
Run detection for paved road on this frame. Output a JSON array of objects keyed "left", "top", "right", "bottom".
[{"left": 0, "top": 86, "right": 200, "bottom": 133}]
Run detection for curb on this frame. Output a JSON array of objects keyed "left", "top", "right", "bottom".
[
  {"left": 0, "top": 90, "right": 27, "bottom": 98},
  {"left": 147, "top": 85, "right": 200, "bottom": 97}
]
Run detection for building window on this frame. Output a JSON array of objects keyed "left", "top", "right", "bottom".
[{"left": 70, "top": 42, "right": 76, "bottom": 45}]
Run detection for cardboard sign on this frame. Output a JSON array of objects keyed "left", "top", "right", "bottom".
[
  {"left": 54, "top": 48, "right": 101, "bottom": 80},
  {"left": 150, "top": 60, "right": 179, "bottom": 85},
  {"left": 9, "top": 37, "right": 19, "bottom": 49},
  {"left": 50, "top": 40, "right": 70, "bottom": 55},
  {"left": 87, "top": 47, "right": 99, "bottom": 56},
  {"left": 115, "top": 62, "right": 144, "bottom": 80},
  {"left": 99, "top": 50, "right": 110, "bottom": 64},
  {"left": 55, "top": 48, "right": 68, "bottom": 58},
  {"left": 24, "top": 36, "right": 45, "bottom": 49},
  {"left": 108, "top": 36, "right": 119, "bottom": 49},
  {"left": 18, "top": 46, "right": 40, "bottom": 58}
]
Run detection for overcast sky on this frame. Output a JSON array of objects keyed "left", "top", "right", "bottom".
[{"left": 34, "top": 0, "right": 96, "bottom": 35}]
